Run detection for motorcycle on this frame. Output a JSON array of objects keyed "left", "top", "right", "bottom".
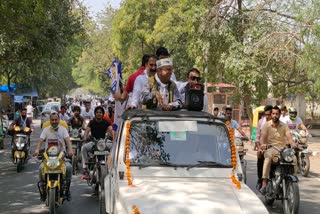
[
  {"left": 291, "top": 129, "right": 311, "bottom": 177},
  {"left": 85, "top": 137, "right": 112, "bottom": 214},
  {"left": 69, "top": 127, "right": 82, "bottom": 175},
  {"left": 12, "top": 126, "right": 31, "bottom": 172},
  {"left": 235, "top": 136, "right": 248, "bottom": 183},
  {"left": 37, "top": 145, "right": 71, "bottom": 214},
  {"left": 264, "top": 145, "right": 300, "bottom": 214}
]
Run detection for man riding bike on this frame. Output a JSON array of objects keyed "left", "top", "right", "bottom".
[
  {"left": 68, "top": 106, "right": 84, "bottom": 130},
  {"left": 282, "top": 107, "right": 309, "bottom": 135},
  {"left": 9, "top": 108, "right": 34, "bottom": 160},
  {"left": 34, "top": 111, "right": 73, "bottom": 201},
  {"left": 81, "top": 106, "right": 112, "bottom": 179}
]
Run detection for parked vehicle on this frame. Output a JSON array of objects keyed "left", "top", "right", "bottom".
[
  {"left": 37, "top": 145, "right": 71, "bottom": 214},
  {"left": 264, "top": 145, "right": 300, "bottom": 214},
  {"left": 103, "top": 110, "right": 268, "bottom": 214},
  {"left": 291, "top": 128, "right": 311, "bottom": 177},
  {"left": 40, "top": 102, "right": 61, "bottom": 127},
  {"left": 69, "top": 127, "right": 82, "bottom": 175},
  {"left": 11, "top": 126, "right": 31, "bottom": 172}
]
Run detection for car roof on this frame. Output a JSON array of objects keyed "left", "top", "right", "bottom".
[{"left": 121, "top": 109, "right": 226, "bottom": 122}]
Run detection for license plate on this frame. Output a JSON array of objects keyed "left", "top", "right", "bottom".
[
  {"left": 94, "top": 151, "right": 108, "bottom": 155},
  {"left": 70, "top": 138, "right": 81, "bottom": 141}
]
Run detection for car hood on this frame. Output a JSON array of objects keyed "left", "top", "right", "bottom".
[{"left": 117, "top": 178, "right": 268, "bottom": 214}]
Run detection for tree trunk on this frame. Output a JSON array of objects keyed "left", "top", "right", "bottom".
[{"left": 295, "top": 93, "right": 306, "bottom": 122}]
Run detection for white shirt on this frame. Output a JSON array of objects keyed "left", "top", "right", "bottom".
[
  {"left": 282, "top": 116, "right": 303, "bottom": 130},
  {"left": 280, "top": 114, "right": 289, "bottom": 123},
  {"left": 81, "top": 109, "right": 94, "bottom": 120},
  {"left": 26, "top": 105, "right": 33, "bottom": 117},
  {"left": 40, "top": 125, "right": 69, "bottom": 151},
  {"left": 59, "top": 113, "right": 70, "bottom": 122}
]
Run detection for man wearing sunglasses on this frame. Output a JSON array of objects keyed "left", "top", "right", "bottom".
[{"left": 177, "top": 68, "right": 208, "bottom": 112}]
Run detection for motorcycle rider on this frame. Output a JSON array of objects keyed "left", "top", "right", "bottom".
[
  {"left": 282, "top": 107, "right": 309, "bottom": 135},
  {"left": 68, "top": 106, "right": 84, "bottom": 129},
  {"left": 34, "top": 111, "right": 73, "bottom": 201},
  {"left": 255, "top": 105, "right": 272, "bottom": 190},
  {"left": 81, "top": 101, "right": 94, "bottom": 120},
  {"left": 103, "top": 102, "right": 115, "bottom": 125},
  {"left": 9, "top": 108, "right": 34, "bottom": 159},
  {"left": 81, "top": 106, "right": 112, "bottom": 179},
  {"left": 225, "top": 106, "right": 249, "bottom": 140},
  {"left": 59, "top": 105, "right": 70, "bottom": 122},
  {"left": 259, "top": 106, "right": 297, "bottom": 194},
  {"left": 280, "top": 105, "right": 288, "bottom": 122}
]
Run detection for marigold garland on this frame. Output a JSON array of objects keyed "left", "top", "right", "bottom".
[
  {"left": 225, "top": 121, "right": 241, "bottom": 189},
  {"left": 125, "top": 122, "right": 134, "bottom": 186},
  {"left": 132, "top": 205, "right": 141, "bottom": 214}
]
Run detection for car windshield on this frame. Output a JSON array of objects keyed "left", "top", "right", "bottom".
[{"left": 128, "top": 120, "right": 232, "bottom": 167}]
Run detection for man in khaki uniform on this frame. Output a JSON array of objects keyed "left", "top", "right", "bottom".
[{"left": 259, "top": 106, "right": 297, "bottom": 194}]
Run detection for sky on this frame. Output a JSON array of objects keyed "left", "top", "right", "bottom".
[{"left": 83, "top": 0, "right": 122, "bottom": 16}]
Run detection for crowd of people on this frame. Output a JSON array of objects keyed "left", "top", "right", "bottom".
[{"left": 4, "top": 46, "right": 310, "bottom": 204}]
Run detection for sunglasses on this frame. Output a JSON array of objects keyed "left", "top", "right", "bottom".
[
  {"left": 149, "top": 64, "right": 156, "bottom": 67},
  {"left": 189, "top": 76, "right": 201, "bottom": 81}
]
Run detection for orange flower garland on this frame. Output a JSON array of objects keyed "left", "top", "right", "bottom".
[
  {"left": 225, "top": 121, "right": 241, "bottom": 189},
  {"left": 132, "top": 205, "right": 141, "bottom": 214},
  {"left": 125, "top": 122, "right": 134, "bottom": 186}
]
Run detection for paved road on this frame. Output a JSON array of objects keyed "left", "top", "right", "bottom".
[
  {"left": 0, "top": 120, "right": 320, "bottom": 213},
  {"left": 0, "top": 120, "right": 99, "bottom": 214}
]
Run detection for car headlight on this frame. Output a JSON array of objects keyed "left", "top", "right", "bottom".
[
  {"left": 282, "top": 148, "right": 295, "bottom": 162},
  {"left": 97, "top": 140, "right": 106, "bottom": 151},
  {"left": 72, "top": 129, "right": 79, "bottom": 138},
  {"left": 46, "top": 157, "right": 60, "bottom": 169}
]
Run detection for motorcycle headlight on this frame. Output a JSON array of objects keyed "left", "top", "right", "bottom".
[
  {"left": 282, "top": 148, "right": 295, "bottom": 162},
  {"left": 46, "top": 157, "right": 60, "bottom": 169},
  {"left": 72, "top": 129, "right": 79, "bottom": 138},
  {"left": 97, "top": 139, "right": 106, "bottom": 151},
  {"left": 47, "top": 146, "right": 60, "bottom": 157},
  {"left": 15, "top": 137, "right": 26, "bottom": 149}
]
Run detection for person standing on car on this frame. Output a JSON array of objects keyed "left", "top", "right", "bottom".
[
  {"left": 34, "top": 111, "right": 73, "bottom": 201},
  {"left": 259, "top": 106, "right": 297, "bottom": 194},
  {"left": 81, "top": 106, "right": 112, "bottom": 179},
  {"left": 177, "top": 67, "right": 209, "bottom": 112},
  {"left": 129, "top": 55, "right": 158, "bottom": 109},
  {"left": 140, "top": 58, "right": 182, "bottom": 111},
  {"left": 113, "top": 54, "right": 149, "bottom": 104},
  {"left": 255, "top": 105, "right": 272, "bottom": 190}
]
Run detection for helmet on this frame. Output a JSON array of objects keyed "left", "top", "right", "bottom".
[{"left": 289, "top": 107, "right": 297, "bottom": 120}]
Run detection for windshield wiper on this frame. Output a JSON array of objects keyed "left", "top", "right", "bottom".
[
  {"left": 186, "top": 161, "right": 231, "bottom": 170},
  {"left": 131, "top": 161, "right": 185, "bottom": 169}
]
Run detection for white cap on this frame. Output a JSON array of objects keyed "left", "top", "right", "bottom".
[{"left": 156, "top": 57, "right": 173, "bottom": 68}]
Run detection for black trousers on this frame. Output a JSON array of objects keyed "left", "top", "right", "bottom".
[{"left": 257, "top": 155, "right": 265, "bottom": 181}]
